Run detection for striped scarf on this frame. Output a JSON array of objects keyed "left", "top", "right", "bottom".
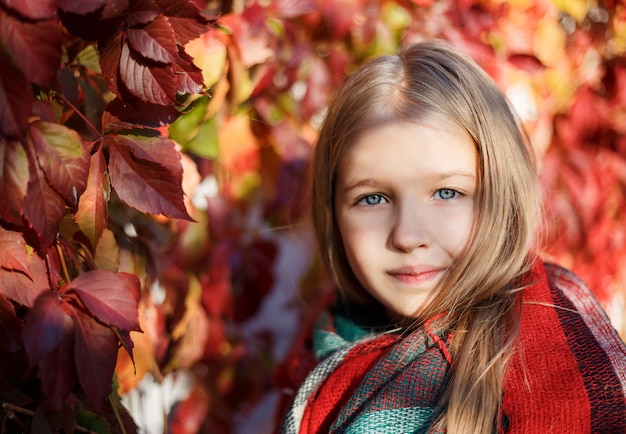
[{"left": 280, "top": 262, "right": 626, "bottom": 433}]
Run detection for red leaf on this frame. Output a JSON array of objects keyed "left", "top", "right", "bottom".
[
  {"left": 30, "top": 121, "right": 90, "bottom": 207},
  {"left": 126, "top": 0, "right": 161, "bottom": 26},
  {"left": 57, "top": 0, "right": 106, "bottom": 14},
  {"left": 172, "top": 47, "right": 204, "bottom": 94},
  {"left": 102, "top": 97, "right": 181, "bottom": 131},
  {"left": 127, "top": 14, "right": 178, "bottom": 64},
  {"left": 108, "top": 135, "right": 192, "bottom": 220},
  {"left": 232, "top": 239, "right": 278, "bottom": 321},
  {"left": 268, "top": 0, "right": 315, "bottom": 18},
  {"left": 116, "top": 328, "right": 136, "bottom": 362},
  {"left": 120, "top": 39, "right": 176, "bottom": 105},
  {"left": 155, "top": 0, "right": 211, "bottom": 45},
  {"left": 301, "top": 56, "right": 331, "bottom": 120},
  {"left": 222, "top": 13, "right": 274, "bottom": 68},
  {"left": 101, "top": 0, "right": 130, "bottom": 19},
  {"left": 0, "top": 49, "right": 34, "bottom": 138},
  {"left": 72, "top": 308, "right": 118, "bottom": 411},
  {"left": 99, "top": 30, "right": 123, "bottom": 99},
  {"left": 508, "top": 54, "right": 545, "bottom": 73},
  {"left": 62, "top": 270, "right": 141, "bottom": 331},
  {"left": 201, "top": 241, "right": 232, "bottom": 317},
  {"left": 314, "top": 0, "right": 359, "bottom": 39},
  {"left": 57, "top": 5, "right": 124, "bottom": 42},
  {"left": 23, "top": 161, "right": 66, "bottom": 252},
  {"left": 0, "top": 228, "right": 32, "bottom": 278},
  {"left": 76, "top": 148, "right": 110, "bottom": 250},
  {"left": 22, "top": 292, "right": 77, "bottom": 412},
  {"left": 0, "top": 137, "right": 28, "bottom": 225},
  {"left": 0, "top": 251, "right": 49, "bottom": 308},
  {"left": 0, "top": 293, "right": 23, "bottom": 352},
  {"left": 167, "top": 385, "right": 210, "bottom": 433},
  {"left": 0, "top": 0, "right": 56, "bottom": 20},
  {"left": 0, "top": 12, "right": 63, "bottom": 86}
]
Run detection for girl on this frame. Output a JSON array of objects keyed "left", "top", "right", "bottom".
[{"left": 281, "top": 41, "right": 626, "bottom": 433}]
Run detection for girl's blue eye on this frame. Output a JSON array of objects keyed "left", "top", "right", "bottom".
[
  {"left": 358, "top": 194, "right": 387, "bottom": 205},
  {"left": 435, "top": 189, "right": 458, "bottom": 200}
]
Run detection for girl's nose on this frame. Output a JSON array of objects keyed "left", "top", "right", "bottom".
[{"left": 388, "top": 201, "right": 429, "bottom": 252}]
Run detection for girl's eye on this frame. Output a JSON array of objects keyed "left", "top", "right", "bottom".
[
  {"left": 358, "top": 194, "right": 387, "bottom": 205},
  {"left": 434, "top": 189, "right": 459, "bottom": 200}
]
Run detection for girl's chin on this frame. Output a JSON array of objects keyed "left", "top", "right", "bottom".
[{"left": 384, "top": 304, "right": 424, "bottom": 321}]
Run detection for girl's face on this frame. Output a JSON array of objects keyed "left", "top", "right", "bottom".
[{"left": 334, "top": 121, "right": 478, "bottom": 318}]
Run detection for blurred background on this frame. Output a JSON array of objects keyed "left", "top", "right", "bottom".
[
  {"left": 118, "top": 0, "right": 626, "bottom": 432},
  {"left": 1, "top": 0, "right": 625, "bottom": 432}
]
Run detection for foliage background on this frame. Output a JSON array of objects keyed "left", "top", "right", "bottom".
[{"left": 1, "top": 0, "right": 625, "bottom": 433}]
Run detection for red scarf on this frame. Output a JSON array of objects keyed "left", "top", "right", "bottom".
[{"left": 281, "top": 262, "right": 626, "bottom": 433}]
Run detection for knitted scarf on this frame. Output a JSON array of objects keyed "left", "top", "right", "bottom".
[{"left": 280, "top": 262, "right": 626, "bottom": 433}]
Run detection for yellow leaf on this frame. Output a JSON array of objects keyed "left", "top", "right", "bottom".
[
  {"left": 217, "top": 116, "right": 259, "bottom": 171},
  {"left": 612, "top": 14, "right": 626, "bottom": 55},
  {"left": 534, "top": 16, "right": 567, "bottom": 68},
  {"left": 549, "top": 0, "right": 589, "bottom": 22},
  {"left": 186, "top": 30, "right": 228, "bottom": 88}
]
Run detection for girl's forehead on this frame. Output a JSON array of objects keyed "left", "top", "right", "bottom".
[{"left": 342, "top": 116, "right": 475, "bottom": 158}]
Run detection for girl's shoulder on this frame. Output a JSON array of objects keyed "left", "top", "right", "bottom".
[
  {"left": 501, "top": 261, "right": 626, "bottom": 432},
  {"left": 517, "top": 260, "right": 626, "bottom": 377},
  {"left": 534, "top": 261, "right": 626, "bottom": 360}
]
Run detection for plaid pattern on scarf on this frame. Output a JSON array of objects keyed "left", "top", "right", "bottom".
[{"left": 280, "top": 262, "right": 626, "bottom": 433}]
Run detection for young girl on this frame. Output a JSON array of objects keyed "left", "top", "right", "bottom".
[{"left": 281, "top": 41, "right": 626, "bottom": 433}]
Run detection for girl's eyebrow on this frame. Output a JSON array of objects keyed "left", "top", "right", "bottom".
[
  {"left": 343, "top": 170, "right": 476, "bottom": 193},
  {"left": 428, "top": 170, "right": 476, "bottom": 182},
  {"left": 341, "top": 178, "right": 381, "bottom": 194}
]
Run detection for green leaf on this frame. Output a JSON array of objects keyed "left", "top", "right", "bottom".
[
  {"left": 168, "top": 96, "right": 209, "bottom": 144},
  {"left": 184, "top": 117, "right": 219, "bottom": 159},
  {"left": 75, "top": 409, "right": 111, "bottom": 434},
  {"left": 76, "top": 45, "right": 102, "bottom": 73}
]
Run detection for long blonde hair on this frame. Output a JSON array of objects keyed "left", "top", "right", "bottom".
[{"left": 311, "top": 40, "right": 542, "bottom": 432}]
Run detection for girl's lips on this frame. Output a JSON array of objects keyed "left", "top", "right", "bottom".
[{"left": 387, "top": 268, "right": 442, "bottom": 285}]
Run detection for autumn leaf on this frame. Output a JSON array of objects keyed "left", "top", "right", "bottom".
[
  {"left": 155, "top": 0, "right": 212, "bottom": 45},
  {"left": 30, "top": 121, "right": 90, "bottom": 207},
  {"left": 0, "top": 0, "right": 56, "bottom": 19},
  {"left": 22, "top": 292, "right": 77, "bottom": 412},
  {"left": 98, "top": 0, "right": 210, "bottom": 107},
  {"left": 119, "top": 38, "right": 176, "bottom": 105},
  {"left": 107, "top": 134, "right": 192, "bottom": 220},
  {"left": 0, "top": 137, "right": 28, "bottom": 225},
  {"left": 231, "top": 239, "right": 278, "bottom": 321},
  {"left": 93, "top": 229, "right": 120, "bottom": 271},
  {"left": 0, "top": 293, "right": 23, "bottom": 352},
  {"left": 268, "top": 0, "right": 316, "bottom": 18},
  {"left": 23, "top": 159, "right": 67, "bottom": 253},
  {"left": 75, "top": 148, "right": 110, "bottom": 250},
  {"left": 126, "top": 0, "right": 161, "bottom": 26},
  {"left": 62, "top": 270, "right": 141, "bottom": 332},
  {"left": 72, "top": 307, "right": 119, "bottom": 411},
  {"left": 57, "top": 0, "right": 107, "bottom": 14},
  {"left": 217, "top": 115, "right": 260, "bottom": 173},
  {"left": 171, "top": 47, "right": 204, "bottom": 95},
  {"left": 0, "top": 228, "right": 33, "bottom": 278},
  {"left": 220, "top": 11, "right": 274, "bottom": 68},
  {"left": 0, "top": 11, "right": 63, "bottom": 86},
  {"left": 0, "top": 250, "right": 49, "bottom": 308},
  {"left": 102, "top": 97, "right": 181, "bottom": 131},
  {"left": 0, "top": 49, "right": 34, "bottom": 138},
  {"left": 127, "top": 14, "right": 178, "bottom": 64},
  {"left": 99, "top": 30, "right": 124, "bottom": 99}
]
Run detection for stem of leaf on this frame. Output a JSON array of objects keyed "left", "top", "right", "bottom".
[
  {"left": 56, "top": 243, "right": 71, "bottom": 284},
  {"left": 54, "top": 92, "right": 102, "bottom": 139},
  {"left": 108, "top": 394, "right": 127, "bottom": 434},
  {"left": 1, "top": 403, "right": 98, "bottom": 433}
]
